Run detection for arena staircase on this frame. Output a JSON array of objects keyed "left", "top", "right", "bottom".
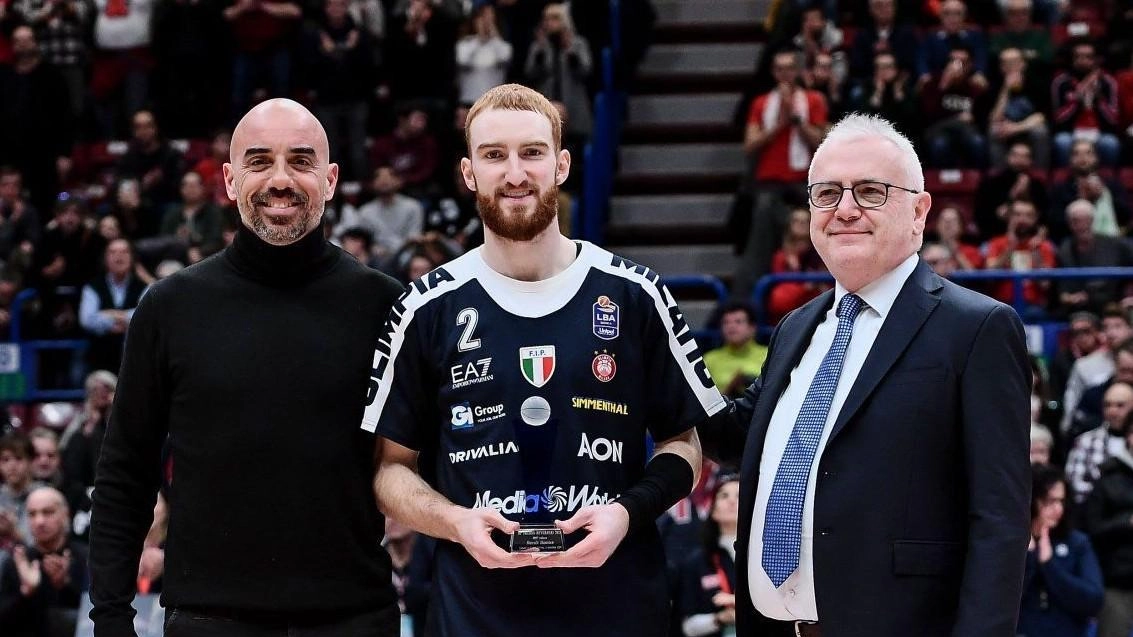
[{"left": 604, "top": 0, "right": 768, "bottom": 328}]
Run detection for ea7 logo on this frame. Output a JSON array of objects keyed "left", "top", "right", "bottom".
[
  {"left": 451, "top": 358, "right": 493, "bottom": 388},
  {"left": 577, "top": 433, "right": 623, "bottom": 463}
]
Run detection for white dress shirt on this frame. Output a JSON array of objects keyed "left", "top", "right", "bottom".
[{"left": 749, "top": 253, "right": 920, "bottom": 620}]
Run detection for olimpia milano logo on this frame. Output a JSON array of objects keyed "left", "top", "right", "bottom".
[{"left": 474, "top": 485, "right": 616, "bottom": 515}]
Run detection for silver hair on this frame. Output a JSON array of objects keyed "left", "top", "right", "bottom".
[
  {"left": 85, "top": 369, "right": 118, "bottom": 393},
  {"left": 809, "top": 113, "right": 924, "bottom": 191},
  {"left": 1066, "top": 198, "right": 1096, "bottom": 219}
]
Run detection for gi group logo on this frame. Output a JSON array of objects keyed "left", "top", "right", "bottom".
[
  {"left": 474, "top": 484, "right": 617, "bottom": 515},
  {"left": 592, "top": 296, "right": 619, "bottom": 340},
  {"left": 450, "top": 401, "right": 506, "bottom": 430}
]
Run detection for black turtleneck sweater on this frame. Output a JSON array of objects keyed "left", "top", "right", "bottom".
[{"left": 88, "top": 222, "right": 404, "bottom": 634}]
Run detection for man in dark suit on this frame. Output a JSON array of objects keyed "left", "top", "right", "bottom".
[{"left": 701, "top": 113, "right": 1032, "bottom": 637}]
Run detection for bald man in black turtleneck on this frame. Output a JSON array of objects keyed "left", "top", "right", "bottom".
[{"left": 88, "top": 99, "right": 405, "bottom": 637}]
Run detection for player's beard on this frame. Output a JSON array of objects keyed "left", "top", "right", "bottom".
[
  {"left": 476, "top": 181, "right": 559, "bottom": 242},
  {"left": 239, "top": 187, "right": 321, "bottom": 245}
]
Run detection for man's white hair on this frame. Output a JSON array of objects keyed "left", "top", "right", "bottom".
[{"left": 809, "top": 113, "right": 924, "bottom": 191}]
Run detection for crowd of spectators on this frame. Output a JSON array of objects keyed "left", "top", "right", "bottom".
[{"left": 0, "top": 0, "right": 628, "bottom": 391}]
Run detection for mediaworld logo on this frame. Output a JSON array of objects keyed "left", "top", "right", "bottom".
[
  {"left": 451, "top": 357, "right": 493, "bottom": 389},
  {"left": 577, "top": 433, "right": 623, "bottom": 464},
  {"left": 474, "top": 484, "right": 617, "bottom": 515},
  {"left": 449, "top": 441, "right": 518, "bottom": 464}
]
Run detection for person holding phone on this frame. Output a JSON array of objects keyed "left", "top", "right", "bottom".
[{"left": 984, "top": 198, "right": 1057, "bottom": 318}]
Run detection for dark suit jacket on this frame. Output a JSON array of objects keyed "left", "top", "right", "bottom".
[{"left": 700, "top": 260, "right": 1032, "bottom": 637}]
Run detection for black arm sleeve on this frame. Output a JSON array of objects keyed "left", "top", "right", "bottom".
[{"left": 615, "top": 453, "right": 695, "bottom": 534}]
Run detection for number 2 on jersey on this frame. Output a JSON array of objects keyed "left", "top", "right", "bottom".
[{"left": 456, "top": 308, "right": 481, "bottom": 352}]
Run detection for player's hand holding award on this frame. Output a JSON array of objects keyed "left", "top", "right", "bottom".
[
  {"left": 449, "top": 506, "right": 536, "bottom": 569},
  {"left": 532, "top": 502, "right": 630, "bottom": 568}
]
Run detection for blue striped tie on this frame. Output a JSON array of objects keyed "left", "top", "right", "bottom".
[{"left": 762, "top": 293, "right": 865, "bottom": 588}]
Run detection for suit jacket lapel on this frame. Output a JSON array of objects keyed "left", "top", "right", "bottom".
[{"left": 827, "top": 260, "right": 943, "bottom": 444}]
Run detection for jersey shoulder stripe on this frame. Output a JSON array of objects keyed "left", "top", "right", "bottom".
[
  {"left": 360, "top": 251, "right": 481, "bottom": 432},
  {"left": 589, "top": 246, "right": 728, "bottom": 418}
]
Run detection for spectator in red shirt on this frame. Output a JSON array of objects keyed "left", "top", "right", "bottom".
[
  {"left": 768, "top": 207, "right": 829, "bottom": 322},
  {"left": 928, "top": 205, "right": 982, "bottom": 270},
  {"left": 191, "top": 130, "right": 234, "bottom": 209},
  {"left": 732, "top": 50, "right": 828, "bottom": 298},
  {"left": 1051, "top": 40, "right": 1120, "bottom": 168},
  {"left": 984, "top": 198, "right": 1057, "bottom": 317}
]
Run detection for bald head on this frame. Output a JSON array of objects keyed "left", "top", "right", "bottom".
[
  {"left": 224, "top": 99, "right": 339, "bottom": 246},
  {"left": 231, "top": 99, "right": 329, "bottom": 165},
  {"left": 27, "top": 486, "right": 68, "bottom": 549},
  {"left": 28, "top": 485, "right": 66, "bottom": 511}
]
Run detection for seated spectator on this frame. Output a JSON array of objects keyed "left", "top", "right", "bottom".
[
  {"left": 804, "top": 51, "right": 848, "bottom": 121},
  {"left": 1066, "top": 380, "right": 1133, "bottom": 504},
  {"left": 338, "top": 227, "right": 380, "bottom": 269},
  {"left": 1083, "top": 413, "right": 1133, "bottom": 637},
  {"left": 1031, "top": 424, "right": 1053, "bottom": 464},
  {"left": 421, "top": 164, "right": 481, "bottom": 249},
  {"left": 1050, "top": 139, "right": 1131, "bottom": 243},
  {"left": 0, "top": 434, "right": 42, "bottom": 545},
  {"left": 990, "top": 0, "right": 1054, "bottom": 71},
  {"left": 305, "top": 0, "right": 376, "bottom": 182},
  {"left": 30, "top": 197, "right": 99, "bottom": 341},
  {"left": 0, "top": 486, "right": 87, "bottom": 637},
  {"left": 1056, "top": 200, "right": 1133, "bottom": 316},
  {"left": 335, "top": 165, "right": 424, "bottom": 259},
  {"left": 974, "top": 141, "right": 1049, "bottom": 242},
  {"left": 455, "top": 4, "right": 512, "bottom": 106},
  {"left": 1063, "top": 310, "right": 1133, "bottom": 438},
  {"left": 792, "top": 5, "right": 846, "bottom": 85},
  {"left": 117, "top": 109, "right": 186, "bottom": 212},
  {"left": 919, "top": 46, "right": 989, "bottom": 168},
  {"left": 1050, "top": 312, "right": 1106, "bottom": 411},
  {"left": 767, "top": 207, "right": 828, "bottom": 322},
  {"left": 1051, "top": 41, "right": 1121, "bottom": 168},
  {"left": 370, "top": 104, "right": 440, "bottom": 199},
  {"left": 190, "top": 130, "right": 234, "bottom": 209},
  {"left": 525, "top": 1, "right": 592, "bottom": 179},
  {"left": 922, "top": 242, "right": 959, "bottom": 276},
  {"left": 676, "top": 475, "right": 740, "bottom": 637},
  {"left": 847, "top": 0, "right": 920, "bottom": 81},
  {"left": 89, "top": 0, "right": 153, "bottom": 138},
  {"left": 58, "top": 370, "right": 115, "bottom": 509},
  {"left": 0, "top": 267, "right": 28, "bottom": 339},
  {"left": 26, "top": 430, "right": 61, "bottom": 493},
  {"left": 387, "top": 234, "right": 458, "bottom": 283},
  {"left": 987, "top": 47, "right": 1050, "bottom": 170},
  {"left": 1033, "top": 357, "right": 1062, "bottom": 447},
  {"left": 927, "top": 206, "right": 982, "bottom": 270},
  {"left": 0, "top": 168, "right": 40, "bottom": 268},
  {"left": 917, "top": 0, "right": 989, "bottom": 82},
  {"left": 159, "top": 171, "right": 225, "bottom": 261},
  {"left": 983, "top": 198, "right": 1056, "bottom": 317},
  {"left": 849, "top": 51, "right": 915, "bottom": 136},
  {"left": 1018, "top": 464, "right": 1104, "bottom": 637},
  {"left": 79, "top": 238, "right": 145, "bottom": 374},
  {"left": 703, "top": 302, "right": 768, "bottom": 398},
  {"left": 103, "top": 178, "right": 160, "bottom": 240}
]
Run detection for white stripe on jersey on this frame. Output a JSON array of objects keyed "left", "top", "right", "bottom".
[
  {"left": 360, "top": 255, "right": 481, "bottom": 432},
  {"left": 590, "top": 247, "right": 729, "bottom": 418}
]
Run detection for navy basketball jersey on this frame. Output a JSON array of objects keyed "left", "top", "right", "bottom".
[{"left": 362, "top": 241, "right": 726, "bottom": 637}]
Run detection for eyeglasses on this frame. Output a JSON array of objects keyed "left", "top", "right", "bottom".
[{"left": 806, "top": 180, "right": 920, "bottom": 209}]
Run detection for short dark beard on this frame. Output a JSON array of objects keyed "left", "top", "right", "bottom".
[
  {"left": 241, "top": 188, "right": 318, "bottom": 245},
  {"left": 476, "top": 181, "right": 559, "bottom": 242}
]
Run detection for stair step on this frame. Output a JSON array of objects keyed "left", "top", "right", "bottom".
[
  {"left": 608, "top": 244, "right": 738, "bottom": 280},
  {"left": 639, "top": 43, "right": 761, "bottom": 76},
  {"left": 675, "top": 300, "right": 720, "bottom": 331},
  {"left": 655, "top": 0, "right": 766, "bottom": 26},
  {"left": 614, "top": 173, "right": 742, "bottom": 195},
  {"left": 632, "top": 72, "right": 755, "bottom": 94},
  {"left": 622, "top": 122, "right": 740, "bottom": 144},
  {"left": 610, "top": 193, "right": 733, "bottom": 228},
  {"left": 653, "top": 22, "right": 764, "bottom": 44},
  {"left": 619, "top": 142, "right": 745, "bottom": 177},
  {"left": 628, "top": 93, "right": 742, "bottom": 126}
]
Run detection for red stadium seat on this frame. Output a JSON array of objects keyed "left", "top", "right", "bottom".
[
  {"left": 1120, "top": 168, "right": 1133, "bottom": 192},
  {"left": 924, "top": 168, "right": 981, "bottom": 193}
]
